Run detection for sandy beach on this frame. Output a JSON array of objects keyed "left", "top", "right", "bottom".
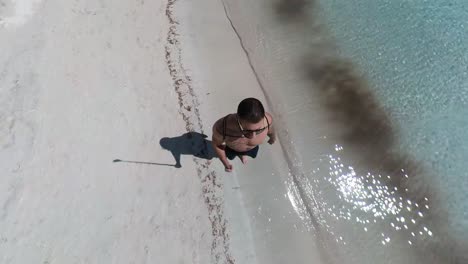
[
  {"left": 0, "top": 0, "right": 241, "bottom": 262},
  {"left": 1, "top": 0, "right": 313, "bottom": 262}
]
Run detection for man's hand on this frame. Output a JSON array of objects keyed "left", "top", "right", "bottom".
[{"left": 225, "top": 163, "right": 233, "bottom": 172}]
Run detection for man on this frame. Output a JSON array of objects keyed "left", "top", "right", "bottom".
[{"left": 212, "top": 98, "right": 276, "bottom": 172}]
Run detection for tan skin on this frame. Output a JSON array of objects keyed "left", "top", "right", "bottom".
[{"left": 212, "top": 112, "right": 276, "bottom": 172}]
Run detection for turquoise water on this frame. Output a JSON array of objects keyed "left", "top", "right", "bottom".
[{"left": 318, "top": 0, "right": 468, "bottom": 236}]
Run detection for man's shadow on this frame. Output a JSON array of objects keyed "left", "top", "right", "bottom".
[
  {"left": 159, "top": 132, "right": 217, "bottom": 168},
  {"left": 113, "top": 132, "right": 216, "bottom": 168}
]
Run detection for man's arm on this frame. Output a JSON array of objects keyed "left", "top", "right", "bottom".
[
  {"left": 266, "top": 112, "right": 277, "bottom": 144},
  {"left": 212, "top": 120, "right": 233, "bottom": 172}
]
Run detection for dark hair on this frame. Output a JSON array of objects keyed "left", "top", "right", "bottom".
[{"left": 237, "top": 98, "right": 265, "bottom": 123}]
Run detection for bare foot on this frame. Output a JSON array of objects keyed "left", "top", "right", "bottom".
[{"left": 240, "top": 155, "right": 248, "bottom": 164}]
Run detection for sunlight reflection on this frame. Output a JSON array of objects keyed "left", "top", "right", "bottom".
[{"left": 288, "top": 145, "right": 436, "bottom": 247}]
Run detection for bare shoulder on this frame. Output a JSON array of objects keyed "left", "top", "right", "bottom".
[
  {"left": 212, "top": 116, "right": 225, "bottom": 144},
  {"left": 212, "top": 118, "right": 223, "bottom": 134}
]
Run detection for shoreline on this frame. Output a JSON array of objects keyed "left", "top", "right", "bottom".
[{"left": 207, "top": 0, "right": 466, "bottom": 263}]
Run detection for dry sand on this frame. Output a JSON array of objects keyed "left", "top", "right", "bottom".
[{"left": 0, "top": 0, "right": 262, "bottom": 262}]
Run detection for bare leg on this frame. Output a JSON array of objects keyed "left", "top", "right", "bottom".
[{"left": 239, "top": 155, "right": 248, "bottom": 164}]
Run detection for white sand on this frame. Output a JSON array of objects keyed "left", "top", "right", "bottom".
[
  {"left": 2, "top": 0, "right": 315, "bottom": 262},
  {"left": 0, "top": 0, "right": 248, "bottom": 262}
]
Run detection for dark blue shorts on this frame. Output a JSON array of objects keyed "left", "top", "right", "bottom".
[{"left": 225, "top": 145, "right": 259, "bottom": 160}]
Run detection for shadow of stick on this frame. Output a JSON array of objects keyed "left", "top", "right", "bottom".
[{"left": 113, "top": 159, "right": 176, "bottom": 167}]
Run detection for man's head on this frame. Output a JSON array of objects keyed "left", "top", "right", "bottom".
[
  {"left": 236, "top": 98, "right": 267, "bottom": 138},
  {"left": 237, "top": 97, "right": 265, "bottom": 124}
]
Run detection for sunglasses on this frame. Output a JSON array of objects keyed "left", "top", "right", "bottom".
[{"left": 236, "top": 115, "right": 268, "bottom": 136}]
